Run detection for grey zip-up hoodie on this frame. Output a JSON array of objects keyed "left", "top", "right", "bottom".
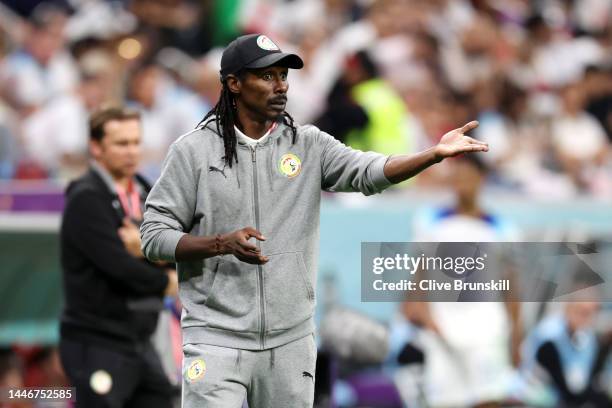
[{"left": 141, "top": 120, "right": 391, "bottom": 350}]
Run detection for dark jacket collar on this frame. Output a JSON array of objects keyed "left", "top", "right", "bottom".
[
  {"left": 67, "top": 164, "right": 152, "bottom": 223},
  {"left": 88, "top": 161, "right": 152, "bottom": 199}
]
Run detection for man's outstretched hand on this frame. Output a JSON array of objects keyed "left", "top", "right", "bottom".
[
  {"left": 434, "top": 121, "right": 488, "bottom": 159},
  {"left": 383, "top": 120, "right": 488, "bottom": 184}
]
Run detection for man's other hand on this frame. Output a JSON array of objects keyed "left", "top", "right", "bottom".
[
  {"left": 219, "top": 227, "right": 269, "bottom": 265},
  {"left": 164, "top": 269, "right": 178, "bottom": 297},
  {"left": 118, "top": 218, "right": 144, "bottom": 258}
]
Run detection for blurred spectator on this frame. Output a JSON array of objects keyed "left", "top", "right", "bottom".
[
  {"left": 583, "top": 64, "right": 612, "bottom": 141},
  {"left": 17, "top": 346, "right": 68, "bottom": 389},
  {"left": 439, "top": 11, "right": 502, "bottom": 93},
  {"left": 519, "top": 300, "right": 611, "bottom": 407},
  {"left": 126, "top": 61, "right": 206, "bottom": 179},
  {"left": 0, "top": 0, "right": 608, "bottom": 194},
  {"left": 128, "top": 0, "right": 208, "bottom": 55},
  {"left": 0, "top": 347, "right": 26, "bottom": 408},
  {"left": 315, "top": 77, "right": 367, "bottom": 144},
  {"left": 0, "top": 101, "right": 18, "bottom": 178},
  {"left": 0, "top": 3, "right": 78, "bottom": 114},
  {"left": 192, "top": 51, "right": 223, "bottom": 108},
  {"left": 551, "top": 83, "right": 611, "bottom": 194},
  {"left": 473, "top": 80, "right": 569, "bottom": 196},
  {"left": 64, "top": 1, "right": 137, "bottom": 43},
  {"left": 0, "top": 0, "right": 71, "bottom": 19},
  {"left": 299, "top": 0, "right": 398, "bottom": 115},
  {"left": 571, "top": 0, "right": 612, "bottom": 35},
  {"left": 316, "top": 50, "right": 411, "bottom": 156},
  {"left": 19, "top": 68, "right": 110, "bottom": 180},
  {"left": 396, "top": 155, "right": 522, "bottom": 407},
  {"left": 0, "top": 347, "right": 23, "bottom": 389},
  {"left": 59, "top": 107, "right": 178, "bottom": 407},
  {"left": 521, "top": 14, "right": 604, "bottom": 90},
  {"left": 240, "top": 0, "right": 359, "bottom": 44}
]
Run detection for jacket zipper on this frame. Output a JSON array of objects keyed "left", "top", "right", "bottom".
[{"left": 251, "top": 146, "right": 266, "bottom": 349}]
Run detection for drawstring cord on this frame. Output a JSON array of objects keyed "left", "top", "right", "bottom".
[
  {"left": 235, "top": 349, "right": 242, "bottom": 372},
  {"left": 268, "top": 147, "right": 274, "bottom": 192}
]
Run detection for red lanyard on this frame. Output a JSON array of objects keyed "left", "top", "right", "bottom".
[
  {"left": 116, "top": 179, "right": 142, "bottom": 220},
  {"left": 267, "top": 121, "right": 278, "bottom": 135}
]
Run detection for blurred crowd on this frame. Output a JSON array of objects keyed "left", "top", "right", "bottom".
[
  {"left": 0, "top": 0, "right": 610, "bottom": 198},
  {"left": 0, "top": 1, "right": 611, "bottom": 407}
]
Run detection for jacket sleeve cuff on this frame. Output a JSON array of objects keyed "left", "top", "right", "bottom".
[
  {"left": 157, "top": 229, "right": 187, "bottom": 262},
  {"left": 370, "top": 155, "right": 393, "bottom": 191}
]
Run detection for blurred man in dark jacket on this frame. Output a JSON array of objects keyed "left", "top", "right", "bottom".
[{"left": 59, "top": 106, "right": 178, "bottom": 408}]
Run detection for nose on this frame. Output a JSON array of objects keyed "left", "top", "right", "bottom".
[
  {"left": 127, "top": 143, "right": 141, "bottom": 158},
  {"left": 274, "top": 77, "right": 288, "bottom": 94}
]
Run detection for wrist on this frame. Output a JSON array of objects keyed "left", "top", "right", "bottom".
[
  {"left": 432, "top": 145, "right": 444, "bottom": 163},
  {"left": 215, "top": 234, "right": 228, "bottom": 255}
]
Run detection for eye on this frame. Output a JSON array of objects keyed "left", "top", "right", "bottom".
[
  {"left": 281, "top": 72, "right": 288, "bottom": 81},
  {"left": 262, "top": 73, "right": 273, "bottom": 81}
]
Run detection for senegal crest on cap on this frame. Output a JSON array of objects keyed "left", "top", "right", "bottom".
[
  {"left": 279, "top": 153, "right": 301, "bottom": 178},
  {"left": 256, "top": 35, "right": 280, "bottom": 51}
]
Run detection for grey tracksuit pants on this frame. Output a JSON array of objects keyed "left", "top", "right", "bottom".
[{"left": 182, "top": 334, "right": 316, "bottom": 408}]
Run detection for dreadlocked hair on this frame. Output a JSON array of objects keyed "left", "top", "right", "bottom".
[{"left": 197, "top": 74, "right": 298, "bottom": 168}]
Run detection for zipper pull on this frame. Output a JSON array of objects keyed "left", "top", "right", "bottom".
[{"left": 251, "top": 147, "right": 256, "bottom": 163}]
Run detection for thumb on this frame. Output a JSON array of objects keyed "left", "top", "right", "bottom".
[
  {"left": 248, "top": 229, "right": 266, "bottom": 241},
  {"left": 460, "top": 120, "right": 479, "bottom": 134}
]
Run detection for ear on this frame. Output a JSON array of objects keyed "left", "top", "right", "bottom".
[
  {"left": 89, "top": 139, "right": 102, "bottom": 159},
  {"left": 226, "top": 75, "right": 241, "bottom": 95}
]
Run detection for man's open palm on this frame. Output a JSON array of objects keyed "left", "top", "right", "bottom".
[{"left": 436, "top": 121, "right": 488, "bottom": 159}]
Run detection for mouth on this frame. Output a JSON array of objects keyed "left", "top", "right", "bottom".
[{"left": 269, "top": 97, "right": 287, "bottom": 109}]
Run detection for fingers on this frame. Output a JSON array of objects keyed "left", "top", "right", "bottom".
[
  {"left": 452, "top": 145, "right": 488, "bottom": 156},
  {"left": 236, "top": 251, "right": 269, "bottom": 265},
  {"left": 465, "top": 144, "right": 489, "bottom": 152},
  {"left": 237, "top": 243, "right": 267, "bottom": 262},
  {"left": 237, "top": 235, "right": 268, "bottom": 264},
  {"left": 243, "top": 227, "right": 266, "bottom": 241},
  {"left": 441, "top": 141, "right": 489, "bottom": 158},
  {"left": 223, "top": 227, "right": 269, "bottom": 264},
  {"left": 238, "top": 238, "right": 258, "bottom": 252},
  {"left": 237, "top": 234, "right": 267, "bottom": 264},
  {"left": 464, "top": 136, "right": 488, "bottom": 146},
  {"left": 460, "top": 136, "right": 489, "bottom": 153},
  {"left": 236, "top": 227, "right": 266, "bottom": 251},
  {"left": 459, "top": 120, "right": 479, "bottom": 134}
]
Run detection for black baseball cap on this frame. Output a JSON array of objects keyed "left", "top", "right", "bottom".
[{"left": 220, "top": 34, "right": 304, "bottom": 80}]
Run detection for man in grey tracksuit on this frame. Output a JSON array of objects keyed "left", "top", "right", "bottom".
[{"left": 140, "top": 33, "right": 488, "bottom": 407}]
